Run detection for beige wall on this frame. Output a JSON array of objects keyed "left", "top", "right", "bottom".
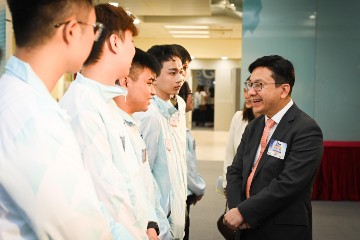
[{"left": 134, "top": 38, "right": 241, "bottom": 59}]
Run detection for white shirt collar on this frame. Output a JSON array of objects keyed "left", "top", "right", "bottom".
[{"left": 265, "top": 99, "right": 294, "bottom": 124}]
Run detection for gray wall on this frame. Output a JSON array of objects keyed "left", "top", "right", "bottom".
[{"left": 242, "top": 0, "right": 360, "bottom": 141}]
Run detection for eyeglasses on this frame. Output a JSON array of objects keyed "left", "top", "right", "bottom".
[
  {"left": 244, "top": 81, "right": 277, "bottom": 91},
  {"left": 54, "top": 21, "right": 104, "bottom": 41}
]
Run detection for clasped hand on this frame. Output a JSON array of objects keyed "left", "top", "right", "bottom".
[{"left": 223, "top": 208, "right": 251, "bottom": 230}]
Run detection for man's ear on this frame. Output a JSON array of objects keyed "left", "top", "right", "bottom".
[
  {"left": 63, "top": 20, "right": 79, "bottom": 45},
  {"left": 108, "top": 34, "right": 120, "bottom": 53},
  {"left": 118, "top": 77, "right": 128, "bottom": 89},
  {"left": 280, "top": 84, "right": 291, "bottom": 98}
]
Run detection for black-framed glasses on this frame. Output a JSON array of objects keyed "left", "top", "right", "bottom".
[
  {"left": 244, "top": 81, "right": 277, "bottom": 91},
  {"left": 54, "top": 21, "right": 104, "bottom": 41}
]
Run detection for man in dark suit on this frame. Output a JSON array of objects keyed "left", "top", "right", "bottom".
[{"left": 224, "top": 55, "right": 323, "bottom": 240}]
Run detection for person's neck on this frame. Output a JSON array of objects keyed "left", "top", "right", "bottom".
[
  {"left": 114, "top": 96, "right": 134, "bottom": 115},
  {"left": 15, "top": 46, "right": 65, "bottom": 92},
  {"left": 253, "top": 111, "right": 261, "bottom": 118},
  {"left": 81, "top": 59, "right": 118, "bottom": 86},
  {"left": 267, "top": 97, "right": 291, "bottom": 118},
  {"left": 154, "top": 88, "right": 171, "bottom": 101}
]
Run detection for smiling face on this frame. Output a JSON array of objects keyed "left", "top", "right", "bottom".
[
  {"left": 126, "top": 67, "right": 156, "bottom": 113},
  {"left": 248, "top": 67, "right": 290, "bottom": 118},
  {"left": 153, "top": 56, "right": 183, "bottom": 101}
]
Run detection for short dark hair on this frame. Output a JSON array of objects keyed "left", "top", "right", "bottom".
[
  {"left": 7, "top": 0, "right": 93, "bottom": 48},
  {"left": 129, "top": 48, "right": 161, "bottom": 80},
  {"left": 248, "top": 55, "right": 295, "bottom": 94},
  {"left": 147, "top": 44, "right": 182, "bottom": 68},
  {"left": 172, "top": 44, "right": 191, "bottom": 64},
  {"left": 84, "top": 4, "right": 138, "bottom": 65}
]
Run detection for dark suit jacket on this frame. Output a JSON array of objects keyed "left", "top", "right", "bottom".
[{"left": 227, "top": 103, "right": 323, "bottom": 240}]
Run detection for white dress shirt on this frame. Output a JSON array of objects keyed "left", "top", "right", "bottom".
[
  {"left": 134, "top": 96, "right": 187, "bottom": 239},
  {"left": 253, "top": 100, "right": 294, "bottom": 164},
  {"left": 0, "top": 57, "right": 111, "bottom": 240},
  {"left": 119, "top": 109, "right": 171, "bottom": 240},
  {"left": 60, "top": 73, "right": 148, "bottom": 239}
]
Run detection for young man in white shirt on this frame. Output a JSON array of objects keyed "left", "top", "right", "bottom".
[
  {"left": 134, "top": 45, "right": 187, "bottom": 239},
  {"left": 0, "top": 0, "right": 112, "bottom": 239},
  {"left": 60, "top": 4, "right": 149, "bottom": 239},
  {"left": 114, "top": 47, "right": 172, "bottom": 240}
]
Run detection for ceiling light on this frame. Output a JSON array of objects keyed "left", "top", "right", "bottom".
[
  {"left": 309, "top": 14, "right": 316, "bottom": 19},
  {"left": 109, "top": 2, "right": 119, "bottom": 7},
  {"left": 165, "top": 25, "right": 209, "bottom": 29},
  {"left": 169, "top": 31, "right": 209, "bottom": 34},
  {"left": 221, "top": 56, "right": 228, "bottom": 60},
  {"left": 172, "top": 35, "right": 210, "bottom": 38},
  {"left": 133, "top": 18, "right": 141, "bottom": 24}
]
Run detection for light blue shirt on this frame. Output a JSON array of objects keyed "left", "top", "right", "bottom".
[
  {"left": 60, "top": 73, "right": 149, "bottom": 240},
  {"left": 134, "top": 96, "right": 187, "bottom": 239},
  {"left": 119, "top": 109, "right": 171, "bottom": 240},
  {"left": 186, "top": 129, "right": 206, "bottom": 196},
  {"left": 0, "top": 56, "right": 112, "bottom": 240}
]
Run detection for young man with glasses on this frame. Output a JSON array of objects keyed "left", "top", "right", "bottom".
[
  {"left": 0, "top": 0, "right": 111, "bottom": 239},
  {"left": 225, "top": 55, "right": 323, "bottom": 240},
  {"left": 60, "top": 3, "right": 149, "bottom": 239},
  {"left": 134, "top": 45, "right": 187, "bottom": 239}
]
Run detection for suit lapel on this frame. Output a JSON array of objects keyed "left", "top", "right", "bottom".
[{"left": 253, "top": 104, "right": 298, "bottom": 179}]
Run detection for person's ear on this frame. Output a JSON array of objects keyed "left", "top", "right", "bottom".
[
  {"left": 108, "top": 34, "right": 120, "bottom": 53},
  {"left": 280, "top": 83, "right": 291, "bottom": 98},
  {"left": 118, "top": 77, "right": 128, "bottom": 89},
  {"left": 62, "top": 20, "right": 79, "bottom": 45}
]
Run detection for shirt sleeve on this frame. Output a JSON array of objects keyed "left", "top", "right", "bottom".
[
  {"left": 186, "top": 131, "right": 206, "bottom": 196},
  {"left": 70, "top": 111, "right": 137, "bottom": 238},
  {"left": 0, "top": 114, "right": 112, "bottom": 240}
]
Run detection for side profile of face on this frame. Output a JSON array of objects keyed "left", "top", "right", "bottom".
[
  {"left": 69, "top": 8, "right": 97, "bottom": 72},
  {"left": 244, "top": 87, "right": 252, "bottom": 109},
  {"left": 153, "top": 56, "right": 183, "bottom": 100},
  {"left": 116, "top": 30, "right": 136, "bottom": 79},
  {"left": 248, "top": 67, "right": 288, "bottom": 117},
  {"left": 126, "top": 67, "right": 156, "bottom": 113}
]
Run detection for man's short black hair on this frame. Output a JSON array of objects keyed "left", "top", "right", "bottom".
[
  {"left": 248, "top": 55, "right": 295, "bottom": 94},
  {"left": 129, "top": 48, "right": 161, "bottom": 80},
  {"left": 7, "top": 0, "right": 93, "bottom": 48},
  {"left": 172, "top": 44, "right": 191, "bottom": 64},
  {"left": 147, "top": 44, "right": 182, "bottom": 68}
]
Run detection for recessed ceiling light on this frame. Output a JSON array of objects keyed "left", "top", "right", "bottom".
[
  {"left": 169, "top": 31, "right": 209, "bottom": 34},
  {"left": 172, "top": 35, "right": 210, "bottom": 38},
  {"left": 221, "top": 56, "right": 228, "bottom": 60},
  {"left": 165, "top": 25, "right": 209, "bottom": 29}
]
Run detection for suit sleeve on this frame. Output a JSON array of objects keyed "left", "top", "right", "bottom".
[{"left": 237, "top": 119, "right": 323, "bottom": 228}]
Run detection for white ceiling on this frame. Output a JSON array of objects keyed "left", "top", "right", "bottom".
[{"left": 96, "top": 0, "right": 242, "bottom": 39}]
